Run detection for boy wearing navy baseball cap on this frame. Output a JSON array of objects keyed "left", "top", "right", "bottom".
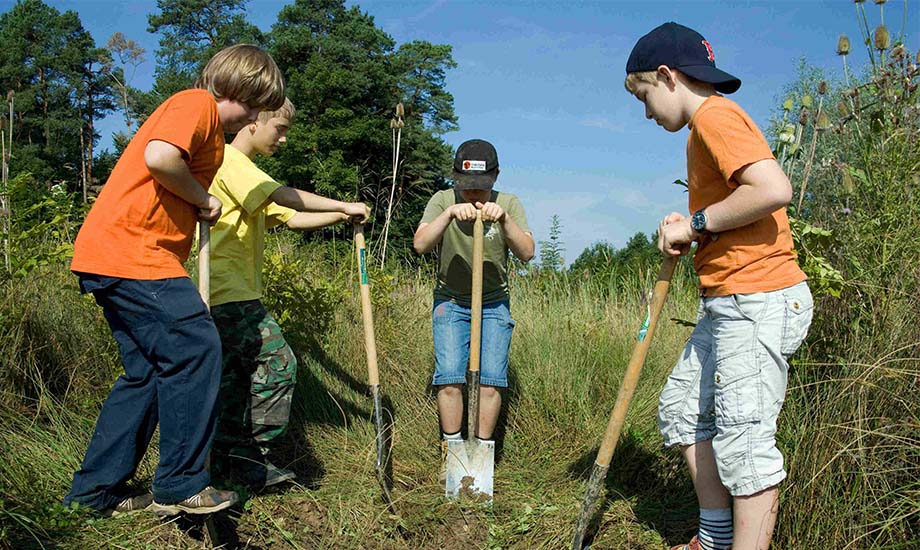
[
  {"left": 625, "top": 22, "right": 813, "bottom": 550},
  {"left": 413, "top": 139, "right": 534, "bottom": 478}
]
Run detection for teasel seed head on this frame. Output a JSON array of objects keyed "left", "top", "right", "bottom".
[
  {"left": 390, "top": 118, "right": 397, "bottom": 130},
  {"left": 818, "top": 81, "right": 828, "bottom": 95},
  {"left": 837, "top": 101, "right": 850, "bottom": 117},
  {"left": 783, "top": 98, "right": 794, "bottom": 111},
  {"left": 799, "top": 109, "right": 809, "bottom": 126},
  {"left": 837, "top": 35, "right": 850, "bottom": 56},
  {"left": 816, "top": 111, "right": 832, "bottom": 131},
  {"left": 890, "top": 45, "right": 907, "bottom": 61},
  {"left": 841, "top": 170, "right": 855, "bottom": 194},
  {"left": 853, "top": 0, "right": 865, "bottom": 3},
  {"left": 396, "top": 119, "right": 404, "bottom": 129},
  {"left": 801, "top": 94, "right": 813, "bottom": 108},
  {"left": 874, "top": 25, "right": 890, "bottom": 51},
  {"left": 874, "top": 0, "right": 886, "bottom": 4},
  {"left": 396, "top": 103, "right": 404, "bottom": 117}
]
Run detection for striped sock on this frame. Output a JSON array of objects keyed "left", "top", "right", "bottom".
[{"left": 698, "top": 507, "right": 733, "bottom": 550}]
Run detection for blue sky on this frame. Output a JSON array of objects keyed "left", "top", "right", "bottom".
[{"left": 8, "top": 0, "right": 918, "bottom": 263}]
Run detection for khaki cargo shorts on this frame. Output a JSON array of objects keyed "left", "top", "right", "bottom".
[{"left": 658, "top": 281, "right": 813, "bottom": 496}]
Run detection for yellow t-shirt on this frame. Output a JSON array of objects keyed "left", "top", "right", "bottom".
[
  {"left": 209, "top": 145, "right": 296, "bottom": 306},
  {"left": 687, "top": 95, "right": 807, "bottom": 296}
]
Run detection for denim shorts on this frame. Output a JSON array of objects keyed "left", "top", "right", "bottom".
[
  {"left": 432, "top": 299, "right": 515, "bottom": 387},
  {"left": 657, "top": 281, "right": 813, "bottom": 496}
]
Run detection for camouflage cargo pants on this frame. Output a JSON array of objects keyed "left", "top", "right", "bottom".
[{"left": 211, "top": 300, "right": 297, "bottom": 461}]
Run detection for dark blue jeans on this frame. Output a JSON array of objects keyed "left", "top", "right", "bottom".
[{"left": 64, "top": 275, "right": 222, "bottom": 510}]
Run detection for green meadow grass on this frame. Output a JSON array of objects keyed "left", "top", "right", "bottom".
[{"left": 1, "top": 243, "right": 916, "bottom": 549}]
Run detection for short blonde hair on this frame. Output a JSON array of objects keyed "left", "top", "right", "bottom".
[
  {"left": 624, "top": 71, "right": 658, "bottom": 94},
  {"left": 196, "top": 44, "right": 285, "bottom": 111},
  {"left": 257, "top": 98, "right": 296, "bottom": 124}
]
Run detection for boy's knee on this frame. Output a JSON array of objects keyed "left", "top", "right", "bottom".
[
  {"left": 480, "top": 386, "right": 500, "bottom": 399},
  {"left": 438, "top": 384, "right": 463, "bottom": 398}
]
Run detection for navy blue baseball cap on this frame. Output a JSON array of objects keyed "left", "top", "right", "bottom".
[{"left": 626, "top": 22, "right": 741, "bottom": 94}]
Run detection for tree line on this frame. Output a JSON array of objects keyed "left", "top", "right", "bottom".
[{"left": 0, "top": 0, "right": 458, "bottom": 261}]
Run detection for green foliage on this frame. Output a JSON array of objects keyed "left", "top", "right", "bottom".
[
  {"left": 537, "top": 214, "right": 564, "bottom": 272},
  {"left": 0, "top": 0, "right": 116, "bottom": 191},
  {"left": 143, "top": 0, "right": 264, "bottom": 108},
  {"left": 3, "top": 172, "right": 84, "bottom": 279},
  {"left": 788, "top": 217, "right": 844, "bottom": 298},
  {"left": 268, "top": 0, "right": 455, "bottom": 259},
  {"left": 260, "top": 231, "right": 347, "bottom": 350}
]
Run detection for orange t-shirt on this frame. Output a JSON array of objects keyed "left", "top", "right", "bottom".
[
  {"left": 71, "top": 89, "right": 224, "bottom": 280},
  {"left": 687, "top": 95, "right": 806, "bottom": 296}
]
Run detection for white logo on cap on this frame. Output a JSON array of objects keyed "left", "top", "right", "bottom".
[{"left": 463, "top": 160, "right": 487, "bottom": 172}]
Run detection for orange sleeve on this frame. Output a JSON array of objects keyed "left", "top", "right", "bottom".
[
  {"left": 692, "top": 106, "right": 775, "bottom": 189},
  {"left": 144, "top": 92, "right": 216, "bottom": 160}
]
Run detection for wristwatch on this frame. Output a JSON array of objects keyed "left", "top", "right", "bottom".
[{"left": 690, "top": 208, "right": 708, "bottom": 233}]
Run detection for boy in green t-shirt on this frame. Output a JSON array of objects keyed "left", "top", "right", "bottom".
[
  {"left": 413, "top": 139, "right": 534, "bottom": 460},
  {"left": 209, "top": 98, "right": 369, "bottom": 490}
]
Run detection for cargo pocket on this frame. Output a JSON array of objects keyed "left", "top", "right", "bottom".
[
  {"left": 714, "top": 351, "right": 763, "bottom": 426},
  {"left": 781, "top": 287, "right": 814, "bottom": 357}
]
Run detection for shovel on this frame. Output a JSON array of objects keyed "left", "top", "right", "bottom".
[
  {"left": 571, "top": 255, "right": 678, "bottom": 549},
  {"left": 445, "top": 210, "right": 495, "bottom": 501},
  {"left": 353, "top": 224, "right": 395, "bottom": 508},
  {"left": 197, "top": 221, "right": 222, "bottom": 546}
]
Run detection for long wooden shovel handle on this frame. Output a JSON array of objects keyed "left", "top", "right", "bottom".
[
  {"left": 198, "top": 222, "right": 210, "bottom": 308},
  {"left": 572, "top": 254, "right": 678, "bottom": 549},
  {"left": 467, "top": 210, "right": 484, "bottom": 440},
  {"left": 595, "top": 254, "right": 677, "bottom": 466},
  {"left": 353, "top": 224, "right": 379, "bottom": 386},
  {"left": 197, "top": 221, "right": 220, "bottom": 544},
  {"left": 470, "top": 210, "right": 484, "bottom": 374}
]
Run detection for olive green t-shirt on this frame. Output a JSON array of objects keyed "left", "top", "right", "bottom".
[{"left": 420, "top": 189, "right": 530, "bottom": 306}]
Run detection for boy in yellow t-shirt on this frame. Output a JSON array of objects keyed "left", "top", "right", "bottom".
[
  {"left": 625, "top": 23, "right": 813, "bottom": 550},
  {"left": 209, "top": 99, "right": 369, "bottom": 490}
]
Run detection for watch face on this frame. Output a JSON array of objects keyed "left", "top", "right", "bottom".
[{"left": 692, "top": 210, "right": 706, "bottom": 232}]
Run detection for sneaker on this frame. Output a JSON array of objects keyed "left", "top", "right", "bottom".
[
  {"left": 102, "top": 492, "right": 154, "bottom": 517},
  {"left": 150, "top": 486, "right": 238, "bottom": 516},
  {"left": 236, "top": 460, "right": 296, "bottom": 491},
  {"left": 670, "top": 536, "right": 701, "bottom": 550}
]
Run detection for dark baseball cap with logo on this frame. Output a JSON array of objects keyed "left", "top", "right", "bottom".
[
  {"left": 452, "top": 139, "right": 499, "bottom": 190},
  {"left": 626, "top": 22, "right": 741, "bottom": 94}
]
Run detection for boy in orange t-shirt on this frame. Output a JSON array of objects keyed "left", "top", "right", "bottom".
[
  {"left": 64, "top": 44, "right": 284, "bottom": 517},
  {"left": 625, "top": 23, "right": 813, "bottom": 550}
]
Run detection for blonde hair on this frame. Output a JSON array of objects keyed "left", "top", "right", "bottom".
[
  {"left": 624, "top": 71, "right": 658, "bottom": 94},
  {"left": 257, "top": 98, "right": 296, "bottom": 124},
  {"left": 196, "top": 44, "right": 285, "bottom": 111}
]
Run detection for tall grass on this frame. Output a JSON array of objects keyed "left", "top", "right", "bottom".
[{"left": 4, "top": 226, "right": 915, "bottom": 548}]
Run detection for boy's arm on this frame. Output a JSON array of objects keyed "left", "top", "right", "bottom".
[
  {"left": 414, "top": 204, "right": 469, "bottom": 253},
  {"left": 500, "top": 216, "right": 535, "bottom": 262},
  {"left": 285, "top": 211, "right": 349, "bottom": 230},
  {"left": 478, "top": 200, "right": 535, "bottom": 262},
  {"left": 658, "top": 159, "right": 793, "bottom": 256},
  {"left": 269, "top": 186, "right": 369, "bottom": 222},
  {"left": 145, "top": 140, "right": 221, "bottom": 221}
]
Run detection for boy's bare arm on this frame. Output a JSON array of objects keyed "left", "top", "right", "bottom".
[
  {"left": 500, "top": 216, "right": 535, "bottom": 262},
  {"left": 704, "top": 159, "right": 793, "bottom": 233},
  {"left": 285, "top": 211, "right": 349, "bottom": 231},
  {"left": 413, "top": 208, "right": 455, "bottom": 254},
  {"left": 270, "top": 186, "right": 369, "bottom": 222},
  {"left": 659, "top": 159, "right": 792, "bottom": 255},
  {"left": 145, "top": 140, "right": 222, "bottom": 222}
]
